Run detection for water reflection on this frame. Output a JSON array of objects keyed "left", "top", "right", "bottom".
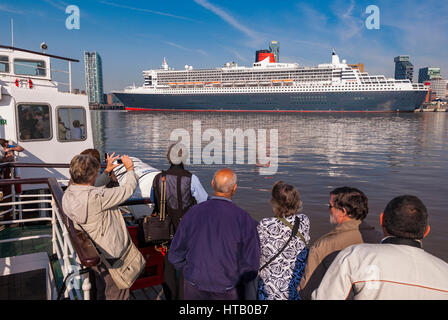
[{"left": 91, "top": 111, "right": 448, "bottom": 261}]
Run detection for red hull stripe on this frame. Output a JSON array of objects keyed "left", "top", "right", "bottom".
[{"left": 124, "top": 107, "right": 408, "bottom": 113}]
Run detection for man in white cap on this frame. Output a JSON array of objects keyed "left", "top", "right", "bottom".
[{"left": 150, "top": 142, "right": 208, "bottom": 300}]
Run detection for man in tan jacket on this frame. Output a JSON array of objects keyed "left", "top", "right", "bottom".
[{"left": 298, "top": 187, "right": 382, "bottom": 300}]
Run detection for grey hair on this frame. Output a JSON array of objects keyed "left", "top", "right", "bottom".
[{"left": 212, "top": 170, "right": 237, "bottom": 194}]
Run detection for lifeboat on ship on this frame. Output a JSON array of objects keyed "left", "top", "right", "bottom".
[
  {"left": 272, "top": 80, "right": 282, "bottom": 86},
  {"left": 212, "top": 81, "right": 222, "bottom": 87},
  {"left": 222, "top": 82, "right": 233, "bottom": 87},
  {"left": 259, "top": 81, "right": 271, "bottom": 86},
  {"left": 283, "top": 79, "right": 293, "bottom": 86},
  {"left": 234, "top": 81, "right": 246, "bottom": 86}
]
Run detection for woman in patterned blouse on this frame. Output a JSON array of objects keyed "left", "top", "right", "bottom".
[{"left": 257, "top": 181, "right": 310, "bottom": 300}]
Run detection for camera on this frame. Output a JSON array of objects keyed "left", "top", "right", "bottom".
[{"left": 104, "top": 153, "right": 123, "bottom": 164}]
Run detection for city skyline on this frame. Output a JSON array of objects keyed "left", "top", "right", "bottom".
[{"left": 0, "top": 0, "right": 447, "bottom": 93}]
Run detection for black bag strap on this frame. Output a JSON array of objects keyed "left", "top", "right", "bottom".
[
  {"left": 159, "top": 172, "right": 167, "bottom": 221},
  {"left": 278, "top": 217, "right": 309, "bottom": 247},
  {"left": 259, "top": 216, "right": 303, "bottom": 271}
]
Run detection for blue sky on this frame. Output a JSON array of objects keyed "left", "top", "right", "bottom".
[{"left": 1, "top": 0, "right": 447, "bottom": 92}]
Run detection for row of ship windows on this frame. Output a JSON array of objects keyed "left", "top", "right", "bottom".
[{"left": 152, "top": 88, "right": 403, "bottom": 93}]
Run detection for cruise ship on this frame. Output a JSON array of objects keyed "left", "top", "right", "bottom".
[{"left": 114, "top": 48, "right": 429, "bottom": 112}]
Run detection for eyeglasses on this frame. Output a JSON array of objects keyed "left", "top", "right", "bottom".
[{"left": 328, "top": 203, "right": 335, "bottom": 210}]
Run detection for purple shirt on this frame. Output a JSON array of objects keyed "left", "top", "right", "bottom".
[{"left": 168, "top": 196, "right": 260, "bottom": 293}]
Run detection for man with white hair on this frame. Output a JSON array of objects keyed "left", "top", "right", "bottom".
[
  {"left": 168, "top": 168, "right": 260, "bottom": 300},
  {"left": 151, "top": 142, "right": 208, "bottom": 300}
]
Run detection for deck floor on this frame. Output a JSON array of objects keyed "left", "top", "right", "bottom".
[
  {"left": 0, "top": 268, "right": 47, "bottom": 300},
  {"left": 0, "top": 224, "right": 53, "bottom": 258},
  {"left": 1, "top": 224, "right": 165, "bottom": 300}
]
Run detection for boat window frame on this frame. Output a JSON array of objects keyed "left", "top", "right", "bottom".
[
  {"left": 13, "top": 58, "right": 47, "bottom": 77},
  {"left": 55, "top": 105, "right": 88, "bottom": 143},
  {"left": 15, "top": 102, "right": 53, "bottom": 142},
  {"left": 0, "top": 55, "right": 9, "bottom": 73}
]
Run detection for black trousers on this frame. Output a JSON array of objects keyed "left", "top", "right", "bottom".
[{"left": 162, "top": 254, "right": 184, "bottom": 300}]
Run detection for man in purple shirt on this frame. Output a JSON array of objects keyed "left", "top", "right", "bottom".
[{"left": 168, "top": 168, "right": 260, "bottom": 300}]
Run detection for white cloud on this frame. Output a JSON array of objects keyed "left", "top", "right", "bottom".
[
  {"left": 0, "top": 4, "right": 25, "bottom": 14},
  {"left": 99, "top": 1, "right": 199, "bottom": 22},
  {"left": 163, "top": 41, "right": 208, "bottom": 56},
  {"left": 193, "top": 0, "right": 265, "bottom": 47}
]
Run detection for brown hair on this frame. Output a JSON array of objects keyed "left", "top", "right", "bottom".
[
  {"left": 270, "top": 181, "right": 302, "bottom": 218},
  {"left": 80, "top": 148, "right": 101, "bottom": 163},
  {"left": 69, "top": 154, "right": 100, "bottom": 184},
  {"left": 330, "top": 187, "right": 368, "bottom": 220}
]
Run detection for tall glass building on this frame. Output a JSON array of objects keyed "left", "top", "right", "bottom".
[
  {"left": 418, "top": 67, "right": 441, "bottom": 83},
  {"left": 84, "top": 51, "right": 105, "bottom": 104},
  {"left": 394, "top": 55, "right": 414, "bottom": 82},
  {"left": 269, "top": 41, "right": 280, "bottom": 62}
]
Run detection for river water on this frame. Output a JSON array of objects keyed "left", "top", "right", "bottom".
[{"left": 91, "top": 111, "right": 448, "bottom": 262}]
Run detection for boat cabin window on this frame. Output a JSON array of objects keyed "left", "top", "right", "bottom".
[
  {"left": 14, "top": 59, "right": 46, "bottom": 76},
  {"left": 17, "top": 104, "right": 52, "bottom": 141},
  {"left": 0, "top": 56, "right": 9, "bottom": 73},
  {"left": 57, "top": 107, "right": 87, "bottom": 141}
]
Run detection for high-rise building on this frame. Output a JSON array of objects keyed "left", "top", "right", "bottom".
[
  {"left": 394, "top": 55, "right": 414, "bottom": 82},
  {"left": 269, "top": 41, "right": 280, "bottom": 62},
  {"left": 429, "top": 78, "right": 448, "bottom": 100},
  {"left": 348, "top": 63, "right": 365, "bottom": 73},
  {"left": 418, "top": 67, "right": 441, "bottom": 83},
  {"left": 84, "top": 51, "right": 105, "bottom": 104}
]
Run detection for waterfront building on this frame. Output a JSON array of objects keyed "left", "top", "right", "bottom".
[
  {"left": 418, "top": 67, "right": 441, "bottom": 83},
  {"left": 429, "top": 78, "right": 448, "bottom": 100},
  {"left": 269, "top": 41, "right": 280, "bottom": 62},
  {"left": 394, "top": 55, "right": 414, "bottom": 82},
  {"left": 348, "top": 63, "right": 365, "bottom": 73},
  {"left": 84, "top": 51, "right": 105, "bottom": 104}
]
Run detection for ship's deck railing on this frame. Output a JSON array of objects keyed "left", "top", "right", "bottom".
[
  {"left": 0, "top": 162, "right": 151, "bottom": 300},
  {"left": 0, "top": 44, "right": 79, "bottom": 93}
]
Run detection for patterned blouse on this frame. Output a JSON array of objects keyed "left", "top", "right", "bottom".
[{"left": 257, "top": 213, "right": 310, "bottom": 300}]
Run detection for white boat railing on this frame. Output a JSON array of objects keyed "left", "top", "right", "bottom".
[{"left": 0, "top": 178, "right": 92, "bottom": 300}]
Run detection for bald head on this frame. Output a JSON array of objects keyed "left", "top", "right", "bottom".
[{"left": 212, "top": 168, "right": 237, "bottom": 196}]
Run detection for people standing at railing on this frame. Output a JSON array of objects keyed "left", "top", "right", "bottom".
[
  {"left": 0, "top": 139, "right": 24, "bottom": 162},
  {"left": 150, "top": 142, "right": 209, "bottom": 300},
  {"left": 257, "top": 181, "right": 310, "bottom": 300},
  {"left": 312, "top": 195, "right": 448, "bottom": 299},
  {"left": 168, "top": 168, "right": 260, "bottom": 300},
  {"left": 298, "top": 187, "right": 382, "bottom": 300},
  {"left": 62, "top": 153, "right": 138, "bottom": 300}
]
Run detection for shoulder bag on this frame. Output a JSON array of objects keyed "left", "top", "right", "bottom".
[
  {"left": 138, "top": 173, "right": 174, "bottom": 246},
  {"left": 78, "top": 223, "right": 146, "bottom": 290}
]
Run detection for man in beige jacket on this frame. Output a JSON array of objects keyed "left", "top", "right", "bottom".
[
  {"left": 312, "top": 195, "right": 448, "bottom": 299},
  {"left": 62, "top": 153, "right": 137, "bottom": 300},
  {"left": 298, "top": 187, "right": 382, "bottom": 300}
]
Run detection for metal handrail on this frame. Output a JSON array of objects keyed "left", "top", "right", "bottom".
[{"left": 0, "top": 178, "right": 100, "bottom": 268}]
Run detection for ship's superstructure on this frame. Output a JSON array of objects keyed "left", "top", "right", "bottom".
[{"left": 114, "top": 46, "right": 429, "bottom": 112}]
